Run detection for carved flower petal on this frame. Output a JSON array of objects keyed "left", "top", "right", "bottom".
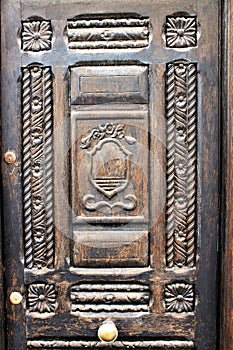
[
  {"left": 23, "top": 23, "right": 36, "bottom": 34},
  {"left": 39, "top": 21, "right": 51, "bottom": 33},
  {"left": 167, "top": 18, "right": 177, "bottom": 29},
  {"left": 183, "top": 36, "right": 196, "bottom": 46},
  {"left": 38, "top": 39, "right": 51, "bottom": 50}
]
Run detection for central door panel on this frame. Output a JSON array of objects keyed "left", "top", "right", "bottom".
[{"left": 71, "top": 64, "right": 149, "bottom": 267}]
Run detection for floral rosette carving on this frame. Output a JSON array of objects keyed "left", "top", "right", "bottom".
[
  {"left": 28, "top": 283, "right": 57, "bottom": 313},
  {"left": 165, "top": 16, "right": 197, "bottom": 48},
  {"left": 22, "top": 20, "right": 52, "bottom": 52},
  {"left": 164, "top": 282, "right": 194, "bottom": 313}
]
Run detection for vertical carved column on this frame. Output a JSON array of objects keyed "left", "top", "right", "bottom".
[
  {"left": 166, "top": 60, "right": 197, "bottom": 268},
  {"left": 22, "top": 65, "right": 54, "bottom": 269}
]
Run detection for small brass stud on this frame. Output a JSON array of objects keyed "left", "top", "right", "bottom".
[
  {"left": 4, "top": 150, "right": 16, "bottom": 165},
  {"left": 9, "top": 291, "right": 23, "bottom": 305}
]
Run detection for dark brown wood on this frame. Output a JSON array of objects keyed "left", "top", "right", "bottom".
[
  {"left": 1, "top": 0, "right": 26, "bottom": 348},
  {"left": 221, "top": 0, "right": 233, "bottom": 349},
  {"left": 0, "top": 0, "right": 222, "bottom": 349},
  {"left": 0, "top": 191, "right": 5, "bottom": 350},
  {"left": 0, "top": 20, "right": 5, "bottom": 348}
]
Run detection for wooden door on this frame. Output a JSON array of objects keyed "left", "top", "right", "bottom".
[{"left": 1, "top": 0, "right": 220, "bottom": 349}]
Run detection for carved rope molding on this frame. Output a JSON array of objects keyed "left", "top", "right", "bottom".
[
  {"left": 22, "top": 65, "right": 54, "bottom": 269},
  {"left": 166, "top": 60, "right": 197, "bottom": 268},
  {"left": 27, "top": 340, "right": 194, "bottom": 349}
]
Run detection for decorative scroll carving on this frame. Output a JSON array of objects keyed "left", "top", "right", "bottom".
[
  {"left": 21, "top": 20, "right": 52, "bottom": 52},
  {"left": 166, "top": 60, "right": 197, "bottom": 268},
  {"left": 27, "top": 340, "right": 194, "bottom": 349},
  {"left": 28, "top": 283, "right": 57, "bottom": 313},
  {"left": 164, "top": 282, "right": 194, "bottom": 313},
  {"left": 81, "top": 123, "right": 136, "bottom": 149},
  {"left": 70, "top": 284, "right": 150, "bottom": 313},
  {"left": 83, "top": 194, "right": 137, "bottom": 212},
  {"left": 67, "top": 16, "right": 150, "bottom": 49},
  {"left": 22, "top": 65, "right": 54, "bottom": 269},
  {"left": 165, "top": 16, "right": 197, "bottom": 48}
]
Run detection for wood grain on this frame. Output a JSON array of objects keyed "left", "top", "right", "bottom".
[
  {"left": 1, "top": 0, "right": 26, "bottom": 349},
  {"left": 0, "top": 0, "right": 223, "bottom": 349},
  {"left": 0, "top": 196, "right": 5, "bottom": 349},
  {"left": 220, "top": 0, "right": 233, "bottom": 349}
]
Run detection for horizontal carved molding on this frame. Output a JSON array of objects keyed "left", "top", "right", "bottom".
[
  {"left": 70, "top": 283, "right": 150, "bottom": 313},
  {"left": 166, "top": 60, "right": 197, "bottom": 268},
  {"left": 27, "top": 340, "right": 194, "bottom": 348},
  {"left": 67, "top": 16, "right": 150, "bottom": 49}
]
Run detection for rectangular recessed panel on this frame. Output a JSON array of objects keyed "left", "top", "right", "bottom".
[
  {"left": 73, "top": 231, "right": 149, "bottom": 267},
  {"left": 70, "top": 65, "right": 148, "bottom": 104}
]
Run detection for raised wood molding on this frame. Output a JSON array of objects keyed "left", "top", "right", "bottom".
[{"left": 221, "top": 0, "right": 233, "bottom": 349}]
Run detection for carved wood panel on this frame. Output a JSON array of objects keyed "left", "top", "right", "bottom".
[
  {"left": 22, "top": 64, "right": 54, "bottom": 269},
  {"left": 165, "top": 60, "right": 197, "bottom": 268},
  {"left": 71, "top": 64, "right": 149, "bottom": 267},
  {"left": 66, "top": 15, "right": 150, "bottom": 50},
  {"left": 1, "top": 1, "right": 220, "bottom": 349}
]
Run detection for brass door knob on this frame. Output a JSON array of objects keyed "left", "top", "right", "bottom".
[{"left": 98, "top": 320, "right": 118, "bottom": 343}]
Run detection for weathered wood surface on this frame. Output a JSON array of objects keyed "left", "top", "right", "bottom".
[
  {"left": 0, "top": 0, "right": 224, "bottom": 349},
  {"left": 0, "top": 198, "right": 5, "bottom": 349},
  {"left": 221, "top": 0, "right": 233, "bottom": 349},
  {"left": 1, "top": 0, "right": 26, "bottom": 349}
]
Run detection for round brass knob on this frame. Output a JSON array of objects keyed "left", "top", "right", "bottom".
[
  {"left": 4, "top": 150, "right": 16, "bottom": 165},
  {"left": 98, "top": 320, "right": 118, "bottom": 343},
  {"left": 9, "top": 291, "right": 23, "bottom": 305}
]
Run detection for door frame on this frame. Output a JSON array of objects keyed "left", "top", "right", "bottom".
[
  {"left": 0, "top": 0, "right": 232, "bottom": 349},
  {"left": 220, "top": 0, "right": 233, "bottom": 349}
]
